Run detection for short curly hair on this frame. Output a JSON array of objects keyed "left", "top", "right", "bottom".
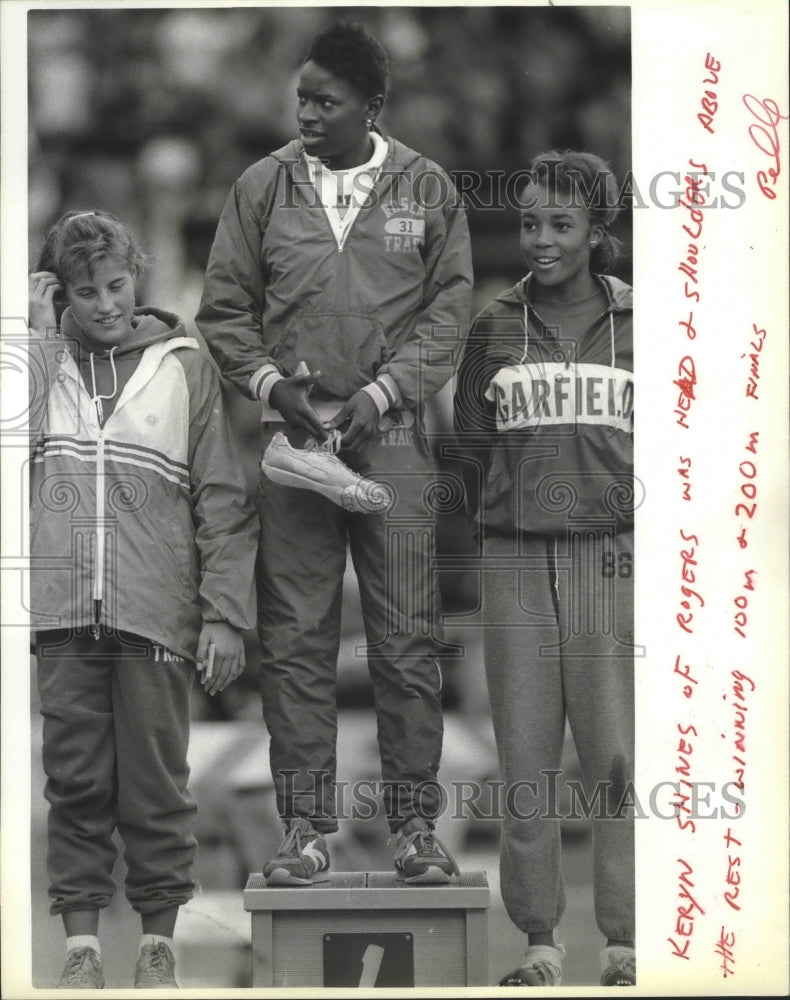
[
  {"left": 37, "top": 210, "right": 148, "bottom": 285},
  {"left": 305, "top": 21, "right": 389, "bottom": 100}
]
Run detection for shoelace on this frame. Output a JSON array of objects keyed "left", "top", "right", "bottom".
[
  {"left": 63, "top": 948, "right": 100, "bottom": 976},
  {"left": 305, "top": 429, "right": 342, "bottom": 455},
  {"left": 141, "top": 943, "right": 174, "bottom": 980},
  {"left": 278, "top": 822, "right": 318, "bottom": 857},
  {"left": 525, "top": 958, "right": 561, "bottom": 985},
  {"left": 278, "top": 824, "right": 302, "bottom": 854},
  {"left": 603, "top": 952, "right": 636, "bottom": 983},
  {"left": 400, "top": 830, "right": 460, "bottom": 875}
]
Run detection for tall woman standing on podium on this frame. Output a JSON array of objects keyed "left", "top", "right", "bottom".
[{"left": 196, "top": 21, "right": 473, "bottom": 886}]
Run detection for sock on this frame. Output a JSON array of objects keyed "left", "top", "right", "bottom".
[
  {"left": 525, "top": 942, "right": 566, "bottom": 960},
  {"left": 139, "top": 933, "right": 174, "bottom": 954},
  {"left": 65, "top": 935, "right": 101, "bottom": 957}
]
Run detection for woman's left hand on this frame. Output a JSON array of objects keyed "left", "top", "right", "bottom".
[
  {"left": 195, "top": 621, "right": 246, "bottom": 696},
  {"left": 326, "top": 390, "right": 380, "bottom": 452}
]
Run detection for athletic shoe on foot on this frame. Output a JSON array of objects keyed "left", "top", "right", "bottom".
[
  {"left": 263, "top": 817, "right": 331, "bottom": 886},
  {"left": 134, "top": 942, "right": 177, "bottom": 988},
  {"left": 498, "top": 943, "right": 566, "bottom": 987},
  {"left": 393, "top": 817, "right": 460, "bottom": 884},
  {"left": 57, "top": 947, "right": 105, "bottom": 989},
  {"left": 600, "top": 946, "right": 636, "bottom": 986},
  {"left": 261, "top": 431, "right": 393, "bottom": 514}
]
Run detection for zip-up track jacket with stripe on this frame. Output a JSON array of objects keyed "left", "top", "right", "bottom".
[
  {"left": 195, "top": 137, "right": 473, "bottom": 414},
  {"left": 29, "top": 307, "right": 258, "bottom": 660},
  {"left": 454, "top": 274, "right": 634, "bottom": 538}
]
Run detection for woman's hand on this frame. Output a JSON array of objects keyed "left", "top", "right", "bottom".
[
  {"left": 269, "top": 369, "right": 328, "bottom": 440},
  {"left": 29, "top": 271, "right": 63, "bottom": 337},
  {"left": 326, "top": 390, "right": 380, "bottom": 452},
  {"left": 196, "top": 621, "right": 246, "bottom": 696}
]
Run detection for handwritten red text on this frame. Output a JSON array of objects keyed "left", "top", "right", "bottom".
[
  {"left": 743, "top": 93, "right": 788, "bottom": 200},
  {"left": 724, "top": 670, "right": 755, "bottom": 797},
  {"left": 678, "top": 455, "right": 692, "bottom": 501},
  {"left": 698, "top": 54, "right": 721, "bottom": 133},
  {"left": 674, "top": 655, "right": 698, "bottom": 700},
  {"left": 715, "top": 925, "right": 737, "bottom": 978},
  {"left": 672, "top": 722, "right": 698, "bottom": 832},
  {"left": 734, "top": 432, "right": 759, "bottom": 552},
  {"left": 668, "top": 857, "right": 705, "bottom": 959},
  {"left": 678, "top": 161, "right": 710, "bottom": 300},
  {"left": 732, "top": 569, "right": 756, "bottom": 639},
  {"left": 722, "top": 827, "right": 744, "bottom": 920},
  {"left": 743, "top": 323, "right": 766, "bottom": 399},
  {"left": 674, "top": 355, "right": 697, "bottom": 430},
  {"left": 677, "top": 529, "right": 703, "bottom": 634}
]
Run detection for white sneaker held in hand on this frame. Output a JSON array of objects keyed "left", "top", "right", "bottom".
[{"left": 261, "top": 432, "right": 393, "bottom": 514}]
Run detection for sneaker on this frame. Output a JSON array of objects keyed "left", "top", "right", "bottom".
[
  {"left": 600, "top": 946, "right": 636, "bottom": 986},
  {"left": 498, "top": 943, "right": 566, "bottom": 987},
  {"left": 393, "top": 817, "right": 460, "bottom": 884},
  {"left": 261, "top": 431, "right": 393, "bottom": 514},
  {"left": 57, "top": 947, "right": 105, "bottom": 989},
  {"left": 134, "top": 941, "right": 177, "bottom": 988},
  {"left": 263, "top": 818, "right": 331, "bottom": 886}
]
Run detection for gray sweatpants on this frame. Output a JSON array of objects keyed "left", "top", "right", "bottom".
[{"left": 482, "top": 529, "right": 635, "bottom": 941}]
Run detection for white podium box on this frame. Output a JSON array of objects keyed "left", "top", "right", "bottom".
[{"left": 244, "top": 871, "right": 490, "bottom": 988}]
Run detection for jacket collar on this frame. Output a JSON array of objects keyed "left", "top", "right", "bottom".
[
  {"left": 498, "top": 273, "right": 632, "bottom": 313},
  {"left": 269, "top": 136, "right": 425, "bottom": 180},
  {"left": 60, "top": 306, "right": 188, "bottom": 357}
]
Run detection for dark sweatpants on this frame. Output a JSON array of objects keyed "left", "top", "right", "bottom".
[
  {"left": 36, "top": 628, "right": 197, "bottom": 916},
  {"left": 256, "top": 419, "right": 445, "bottom": 833}
]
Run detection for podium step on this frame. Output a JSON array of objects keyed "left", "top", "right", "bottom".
[{"left": 244, "top": 870, "right": 489, "bottom": 987}]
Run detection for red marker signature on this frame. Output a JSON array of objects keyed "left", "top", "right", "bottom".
[{"left": 743, "top": 94, "right": 788, "bottom": 200}]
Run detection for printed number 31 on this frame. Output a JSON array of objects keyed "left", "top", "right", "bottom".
[{"left": 601, "top": 551, "right": 633, "bottom": 578}]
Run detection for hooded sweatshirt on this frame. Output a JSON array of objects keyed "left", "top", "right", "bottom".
[
  {"left": 62, "top": 306, "right": 177, "bottom": 426},
  {"left": 454, "top": 274, "right": 634, "bottom": 538},
  {"left": 196, "top": 137, "right": 473, "bottom": 418},
  {"left": 29, "top": 306, "right": 258, "bottom": 659}
]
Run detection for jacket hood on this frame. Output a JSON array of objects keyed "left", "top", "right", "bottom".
[
  {"left": 60, "top": 305, "right": 188, "bottom": 356},
  {"left": 493, "top": 273, "right": 633, "bottom": 313},
  {"left": 269, "top": 136, "right": 426, "bottom": 174}
]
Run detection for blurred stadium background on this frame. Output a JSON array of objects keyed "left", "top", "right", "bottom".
[{"left": 27, "top": 4, "right": 631, "bottom": 989}]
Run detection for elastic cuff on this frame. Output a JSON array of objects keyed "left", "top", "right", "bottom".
[
  {"left": 250, "top": 364, "right": 283, "bottom": 404},
  {"left": 361, "top": 374, "right": 402, "bottom": 416},
  {"left": 376, "top": 373, "right": 402, "bottom": 409},
  {"left": 361, "top": 382, "right": 390, "bottom": 417}
]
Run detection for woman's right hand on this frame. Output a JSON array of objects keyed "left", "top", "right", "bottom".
[
  {"left": 269, "top": 368, "right": 328, "bottom": 440},
  {"left": 29, "top": 271, "right": 63, "bottom": 337}
]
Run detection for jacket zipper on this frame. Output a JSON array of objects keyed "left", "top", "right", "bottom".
[
  {"left": 74, "top": 341, "right": 179, "bottom": 638},
  {"left": 88, "top": 355, "right": 111, "bottom": 640},
  {"left": 92, "top": 425, "right": 105, "bottom": 639}
]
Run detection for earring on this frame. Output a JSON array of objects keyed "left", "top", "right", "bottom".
[{"left": 365, "top": 118, "right": 373, "bottom": 127}]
